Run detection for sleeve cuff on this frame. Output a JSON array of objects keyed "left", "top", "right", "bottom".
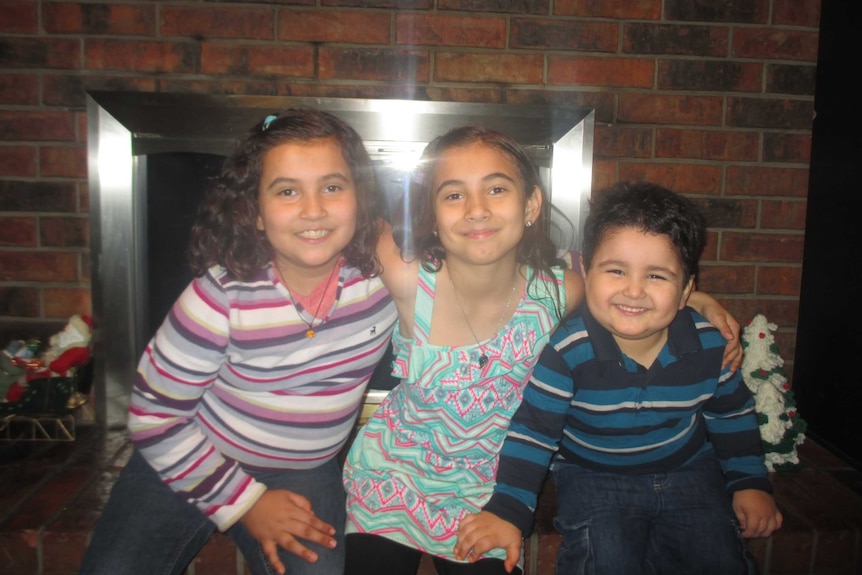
[{"left": 484, "top": 492, "right": 536, "bottom": 536}]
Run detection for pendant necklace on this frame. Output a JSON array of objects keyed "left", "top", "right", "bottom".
[
  {"left": 448, "top": 268, "right": 519, "bottom": 368},
  {"left": 280, "top": 263, "right": 339, "bottom": 338}
]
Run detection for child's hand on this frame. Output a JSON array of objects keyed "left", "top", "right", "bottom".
[
  {"left": 240, "top": 489, "right": 337, "bottom": 575},
  {"left": 454, "top": 511, "right": 521, "bottom": 573},
  {"left": 732, "top": 489, "right": 783, "bottom": 538},
  {"left": 688, "top": 292, "right": 742, "bottom": 372}
]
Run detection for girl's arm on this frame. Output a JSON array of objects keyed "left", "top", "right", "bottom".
[
  {"left": 375, "top": 220, "right": 419, "bottom": 336},
  {"left": 688, "top": 291, "right": 743, "bottom": 372},
  {"left": 563, "top": 268, "right": 585, "bottom": 315}
]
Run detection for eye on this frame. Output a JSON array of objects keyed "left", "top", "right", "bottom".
[
  {"left": 607, "top": 269, "right": 624, "bottom": 276},
  {"left": 324, "top": 184, "right": 342, "bottom": 194},
  {"left": 443, "top": 191, "right": 463, "bottom": 201},
  {"left": 488, "top": 185, "right": 507, "bottom": 195},
  {"left": 647, "top": 273, "right": 667, "bottom": 281},
  {"left": 277, "top": 187, "right": 298, "bottom": 197}
]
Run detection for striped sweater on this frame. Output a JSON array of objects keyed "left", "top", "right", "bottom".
[
  {"left": 128, "top": 263, "right": 396, "bottom": 531},
  {"left": 484, "top": 305, "right": 770, "bottom": 534}
]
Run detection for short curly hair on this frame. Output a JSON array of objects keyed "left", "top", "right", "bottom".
[{"left": 187, "top": 108, "right": 383, "bottom": 281}]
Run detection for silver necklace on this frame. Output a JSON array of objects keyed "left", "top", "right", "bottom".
[
  {"left": 448, "top": 268, "right": 519, "bottom": 368},
  {"left": 280, "top": 263, "right": 339, "bottom": 338}
]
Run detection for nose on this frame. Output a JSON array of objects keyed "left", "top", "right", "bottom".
[
  {"left": 301, "top": 192, "right": 326, "bottom": 219},
  {"left": 622, "top": 275, "right": 646, "bottom": 298},
  {"left": 465, "top": 193, "right": 490, "bottom": 221}
]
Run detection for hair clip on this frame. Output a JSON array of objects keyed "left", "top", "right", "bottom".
[{"left": 262, "top": 114, "right": 277, "bottom": 131}]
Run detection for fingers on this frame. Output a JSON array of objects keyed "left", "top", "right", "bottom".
[
  {"left": 504, "top": 544, "right": 520, "bottom": 573},
  {"left": 261, "top": 540, "right": 286, "bottom": 575}
]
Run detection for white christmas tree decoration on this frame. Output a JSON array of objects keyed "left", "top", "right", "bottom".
[{"left": 741, "top": 314, "right": 807, "bottom": 471}]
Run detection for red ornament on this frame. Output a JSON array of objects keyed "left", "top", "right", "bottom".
[{"left": 759, "top": 332, "right": 766, "bottom": 339}]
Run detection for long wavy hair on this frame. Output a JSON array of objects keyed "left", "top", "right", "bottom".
[
  {"left": 188, "top": 108, "right": 382, "bottom": 281},
  {"left": 394, "top": 125, "right": 564, "bottom": 318}
]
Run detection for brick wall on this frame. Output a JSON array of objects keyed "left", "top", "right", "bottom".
[{"left": 0, "top": 0, "right": 820, "bottom": 374}]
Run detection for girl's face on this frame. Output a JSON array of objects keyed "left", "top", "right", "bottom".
[
  {"left": 431, "top": 142, "right": 541, "bottom": 267},
  {"left": 256, "top": 138, "right": 358, "bottom": 284}
]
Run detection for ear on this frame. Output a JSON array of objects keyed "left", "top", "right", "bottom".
[
  {"left": 525, "top": 184, "right": 542, "bottom": 223},
  {"left": 255, "top": 214, "right": 265, "bottom": 231},
  {"left": 579, "top": 253, "right": 587, "bottom": 277},
  {"left": 679, "top": 276, "right": 696, "bottom": 309}
]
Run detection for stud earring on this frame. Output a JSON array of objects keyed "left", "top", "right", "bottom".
[
  {"left": 432, "top": 229, "right": 438, "bottom": 237},
  {"left": 525, "top": 220, "right": 533, "bottom": 228}
]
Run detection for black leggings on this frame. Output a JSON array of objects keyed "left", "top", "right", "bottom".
[{"left": 345, "top": 533, "right": 522, "bottom": 575}]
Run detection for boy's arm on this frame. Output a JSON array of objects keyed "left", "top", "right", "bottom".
[
  {"left": 455, "top": 343, "right": 574, "bottom": 559},
  {"left": 702, "top": 363, "right": 773, "bottom": 495}
]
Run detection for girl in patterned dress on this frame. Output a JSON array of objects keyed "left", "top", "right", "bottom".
[{"left": 343, "top": 126, "right": 741, "bottom": 575}]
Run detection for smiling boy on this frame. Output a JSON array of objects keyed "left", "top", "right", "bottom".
[{"left": 455, "top": 181, "right": 782, "bottom": 574}]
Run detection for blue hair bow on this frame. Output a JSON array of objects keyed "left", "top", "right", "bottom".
[{"left": 262, "top": 114, "right": 277, "bottom": 131}]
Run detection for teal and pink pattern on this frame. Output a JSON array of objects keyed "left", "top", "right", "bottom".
[{"left": 344, "top": 264, "right": 564, "bottom": 561}]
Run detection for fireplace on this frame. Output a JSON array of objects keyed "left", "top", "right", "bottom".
[{"left": 86, "top": 92, "right": 594, "bottom": 427}]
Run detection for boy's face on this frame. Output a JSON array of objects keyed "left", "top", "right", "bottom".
[{"left": 581, "top": 226, "right": 694, "bottom": 354}]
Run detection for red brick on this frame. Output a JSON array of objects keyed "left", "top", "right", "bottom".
[
  {"left": 590, "top": 160, "right": 616, "bottom": 191},
  {"left": 189, "top": 533, "right": 239, "bottom": 574},
  {"left": 396, "top": 14, "right": 504, "bottom": 48},
  {"left": 594, "top": 125, "right": 652, "bottom": 158},
  {"left": 757, "top": 266, "right": 802, "bottom": 296},
  {"left": 0, "top": 146, "right": 37, "bottom": 177},
  {"left": 435, "top": 52, "right": 542, "bottom": 84},
  {"left": 77, "top": 182, "right": 88, "bottom": 213},
  {"left": 437, "top": 0, "right": 547, "bottom": 14},
  {"left": 698, "top": 264, "right": 756, "bottom": 294},
  {"left": 728, "top": 97, "right": 814, "bottom": 130},
  {"left": 555, "top": 0, "right": 661, "bottom": 19},
  {"left": 723, "top": 298, "right": 800, "bottom": 330},
  {"left": 665, "top": 0, "right": 769, "bottom": 24},
  {"left": 200, "top": 43, "right": 315, "bottom": 77},
  {"left": 721, "top": 232, "right": 804, "bottom": 263},
  {"left": 320, "top": 48, "right": 430, "bottom": 82},
  {"left": 657, "top": 60, "right": 762, "bottom": 92},
  {"left": 0, "top": 216, "right": 37, "bottom": 247},
  {"left": 0, "top": 38, "right": 81, "bottom": 70},
  {"left": 0, "top": 532, "right": 38, "bottom": 575},
  {"left": 733, "top": 28, "right": 819, "bottom": 62},
  {"left": 43, "top": 287, "right": 92, "bottom": 319},
  {"left": 656, "top": 129, "right": 758, "bottom": 161},
  {"left": 760, "top": 199, "right": 807, "bottom": 230},
  {"left": 618, "top": 163, "right": 722, "bottom": 195},
  {"left": 40, "top": 216, "right": 89, "bottom": 248},
  {"left": 0, "top": 180, "right": 78, "bottom": 212},
  {"left": 773, "top": 0, "right": 821, "bottom": 28},
  {"left": 0, "top": 286, "right": 40, "bottom": 317},
  {"left": 702, "top": 230, "right": 718, "bottom": 261},
  {"left": 281, "top": 9, "right": 391, "bottom": 44},
  {"left": 85, "top": 40, "right": 198, "bottom": 73},
  {"left": 549, "top": 56, "right": 654, "bottom": 88},
  {"left": 39, "top": 145, "right": 87, "bottom": 178},
  {"left": 42, "top": 530, "right": 91, "bottom": 575},
  {"left": 0, "top": 73, "right": 39, "bottom": 105},
  {"left": 623, "top": 23, "right": 729, "bottom": 57},
  {"left": 696, "top": 197, "right": 758, "bottom": 229},
  {"left": 511, "top": 18, "right": 618, "bottom": 52},
  {"left": 161, "top": 6, "right": 274, "bottom": 40},
  {"left": 0, "top": 1, "right": 38, "bottom": 34},
  {"left": 766, "top": 64, "right": 817, "bottom": 96},
  {"left": 763, "top": 133, "right": 811, "bottom": 163},
  {"left": 0, "top": 252, "right": 79, "bottom": 282},
  {"left": 44, "top": 2, "right": 156, "bottom": 36},
  {"left": 618, "top": 94, "right": 723, "bottom": 126},
  {"left": 726, "top": 166, "right": 809, "bottom": 197},
  {"left": 426, "top": 86, "right": 504, "bottom": 104},
  {"left": 0, "top": 111, "right": 77, "bottom": 142}
]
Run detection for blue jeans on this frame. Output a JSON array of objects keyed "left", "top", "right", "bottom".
[
  {"left": 79, "top": 450, "right": 345, "bottom": 575},
  {"left": 551, "top": 452, "right": 757, "bottom": 575}
]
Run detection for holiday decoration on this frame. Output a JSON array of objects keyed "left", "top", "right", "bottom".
[{"left": 741, "top": 314, "right": 807, "bottom": 471}]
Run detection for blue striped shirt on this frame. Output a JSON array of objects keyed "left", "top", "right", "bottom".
[{"left": 484, "top": 305, "right": 770, "bottom": 534}]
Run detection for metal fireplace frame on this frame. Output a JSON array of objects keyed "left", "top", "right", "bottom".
[{"left": 86, "top": 92, "right": 594, "bottom": 427}]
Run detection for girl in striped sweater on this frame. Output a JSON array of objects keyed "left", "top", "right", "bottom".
[{"left": 79, "top": 109, "right": 397, "bottom": 575}]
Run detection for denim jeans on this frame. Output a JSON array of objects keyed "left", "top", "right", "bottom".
[
  {"left": 551, "top": 451, "right": 757, "bottom": 575},
  {"left": 79, "top": 450, "right": 345, "bottom": 575}
]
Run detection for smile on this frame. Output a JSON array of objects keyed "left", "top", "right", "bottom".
[
  {"left": 615, "top": 304, "right": 649, "bottom": 313},
  {"left": 463, "top": 228, "right": 496, "bottom": 240},
  {"left": 297, "top": 229, "right": 330, "bottom": 239}
]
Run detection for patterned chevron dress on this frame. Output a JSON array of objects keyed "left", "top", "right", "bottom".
[{"left": 343, "top": 264, "right": 565, "bottom": 561}]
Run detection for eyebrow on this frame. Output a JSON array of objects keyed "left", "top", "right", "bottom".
[
  {"left": 265, "top": 172, "right": 351, "bottom": 190},
  {"left": 596, "top": 259, "right": 680, "bottom": 277},
  {"left": 434, "top": 171, "right": 518, "bottom": 195}
]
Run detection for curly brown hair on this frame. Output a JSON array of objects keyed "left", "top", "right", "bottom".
[
  {"left": 187, "top": 108, "right": 383, "bottom": 281},
  {"left": 393, "top": 125, "right": 564, "bottom": 319}
]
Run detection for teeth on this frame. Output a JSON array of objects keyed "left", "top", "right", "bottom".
[
  {"left": 617, "top": 305, "right": 646, "bottom": 312},
  {"left": 298, "top": 230, "right": 329, "bottom": 239}
]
